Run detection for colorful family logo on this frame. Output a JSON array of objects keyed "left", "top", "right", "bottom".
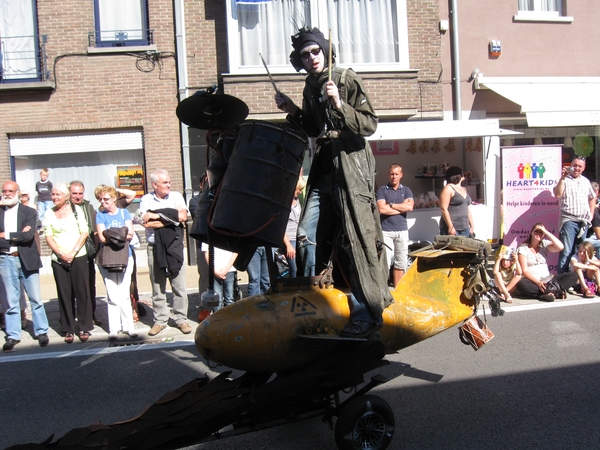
[{"left": 517, "top": 162, "right": 546, "bottom": 179}]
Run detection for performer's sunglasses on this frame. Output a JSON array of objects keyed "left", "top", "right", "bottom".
[{"left": 300, "top": 48, "right": 321, "bottom": 59}]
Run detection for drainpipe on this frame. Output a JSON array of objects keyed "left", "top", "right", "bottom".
[
  {"left": 449, "top": 0, "right": 461, "bottom": 121},
  {"left": 174, "top": 0, "right": 196, "bottom": 265},
  {"left": 174, "top": 0, "right": 192, "bottom": 202}
]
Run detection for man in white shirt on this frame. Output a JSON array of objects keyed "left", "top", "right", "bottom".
[
  {"left": 0, "top": 181, "right": 50, "bottom": 351},
  {"left": 138, "top": 170, "right": 191, "bottom": 336}
]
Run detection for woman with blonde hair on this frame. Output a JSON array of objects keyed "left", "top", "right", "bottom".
[
  {"left": 44, "top": 183, "right": 93, "bottom": 343},
  {"left": 492, "top": 246, "right": 522, "bottom": 303},
  {"left": 570, "top": 241, "right": 600, "bottom": 298},
  {"left": 282, "top": 177, "right": 306, "bottom": 277},
  {"left": 95, "top": 186, "right": 137, "bottom": 340}
]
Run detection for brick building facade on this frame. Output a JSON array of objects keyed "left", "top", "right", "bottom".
[{"left": 1, "top": 0, "right": 443, "bottom": 214}]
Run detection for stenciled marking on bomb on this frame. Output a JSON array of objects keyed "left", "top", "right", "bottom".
[{"left": 291, "top": 296, "right": 317, "bottom": 317}]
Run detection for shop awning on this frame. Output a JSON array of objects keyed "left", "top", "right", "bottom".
[
  {"left": 475, "top": 76, "right": 600, "bottom": 127},
  {"left": 9, "top": 132, "right": 143, "bottom": 156},
  {"left": 368, "top": 119, "right": 519, "bottom": 141}
]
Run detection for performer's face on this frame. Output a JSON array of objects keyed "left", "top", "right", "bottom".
[{"left": 300, "top": 45, "right": 324, "bottom": 75}]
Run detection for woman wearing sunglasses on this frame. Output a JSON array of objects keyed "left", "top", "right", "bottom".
[
  {"left": 517, "top": 223, "right": 578, "bottom": 302},
  {"left": 95, "top": 186, "right": 137, "bottom": 341}
]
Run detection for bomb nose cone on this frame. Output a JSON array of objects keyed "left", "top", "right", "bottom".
[{"left": 195, "top": 288, "right": 352, "bottom": 373}]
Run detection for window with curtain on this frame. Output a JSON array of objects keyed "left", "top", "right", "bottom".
[
  {"left": 518, "top": 0, "right": 563, "bottom": 14},
  {"left": 0, "top": 0, "right": 39, "bottom": 82},
  {"left": 93, "top": 0, "right": 150, "bottom": 47},
  {"left": 227, "top": 0, "right": 409, "bottom": 74}
]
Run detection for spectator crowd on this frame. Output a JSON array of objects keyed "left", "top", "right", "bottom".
[{"left": 1, "top": 155, "right": 599, "bottom": 352}]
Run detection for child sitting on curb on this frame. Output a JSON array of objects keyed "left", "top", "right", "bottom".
[
  {"left": 570, "top": 241, "right": 600, "bottom": 298},
  {"left": 493, "top": 246, "right": 522, "bottom": 303}
]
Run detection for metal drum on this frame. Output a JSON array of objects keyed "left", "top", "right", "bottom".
[{"left": 211, "top": 121, "right": 307, "bottom": 248}]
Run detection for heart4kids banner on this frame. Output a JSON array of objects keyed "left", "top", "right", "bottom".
[{"left": 502, "top": 145, "right": 562, "bottom": 271}]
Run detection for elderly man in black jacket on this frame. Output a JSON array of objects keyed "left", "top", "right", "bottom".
[{"left": 0, "top": 180, "right": 50, "bottom": 351}]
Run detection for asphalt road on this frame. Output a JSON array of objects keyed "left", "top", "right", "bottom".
[{"left": 2, "top": 300, "right": 600, "bottom": 449}]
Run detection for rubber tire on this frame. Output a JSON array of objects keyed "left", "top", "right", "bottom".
[{"left": 334, "top": 395, "right": 395, "bottom": 450}]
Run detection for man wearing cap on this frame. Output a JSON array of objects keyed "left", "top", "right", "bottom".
[
  {"left": 274, "top": 27, "right": 392, "bottom": 338},
  {"left": 377, "top": 164, "right": 414, "bottom": 287},
  {"left": 553, "top": 156, "right": 596, "bottom": 273},
  {"left": 0, "top": 180, "right": 50, "bottom": 351}
]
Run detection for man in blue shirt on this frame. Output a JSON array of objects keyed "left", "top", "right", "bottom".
[{"left": 376, "top": 164, "right": 414, "bottom": 287}]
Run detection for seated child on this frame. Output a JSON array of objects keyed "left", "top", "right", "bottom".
[
  {"left": 570, "top": 241, "right": 600, "bottom": 298},
  {"left": 493, "top": 246, "right": 522, "bottom": 303}
]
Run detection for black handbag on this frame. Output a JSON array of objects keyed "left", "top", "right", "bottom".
[{"left": 71, "top": 203, "right": 97, "bottom": 258}]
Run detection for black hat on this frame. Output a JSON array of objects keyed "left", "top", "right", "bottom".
[
  {"left": 289, "top": 27, "right": 336, "bottom": 72},
  {"left": 445, "top": 166, "right": 463, "bottom": 181}
]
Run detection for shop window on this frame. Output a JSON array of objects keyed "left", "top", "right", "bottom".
[
  {"left": 0, "top": 0, "right": 44, "bottom": 82},
  {"left": 92, "top": 0, "right": 152, "bottom": 48},
  {"left": 226, "top": 0, "right": 410, "bottom": 74},
  {"left": 10, "top": 132, "right": 145, "bottom": 211}
]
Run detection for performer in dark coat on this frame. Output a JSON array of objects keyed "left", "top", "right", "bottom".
[{"left": 275, "top": 27, "right": 392, "bottom": 338}]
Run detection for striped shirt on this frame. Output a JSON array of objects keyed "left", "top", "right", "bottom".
[{"left": 558, "top": 175, "right": 595, "bottom": 222}]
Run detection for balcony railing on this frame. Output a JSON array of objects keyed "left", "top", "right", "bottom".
[
  {"left": 88, "top": 28, "right": 154, "bottom": 48},
  {"left": 0, "top": 34, "right": 49, "bottom": 83}
]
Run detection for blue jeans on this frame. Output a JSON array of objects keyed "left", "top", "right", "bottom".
[
  {"left": 37, "top": 200, "right": 54, "bottom": 224},
  {"left": 439, "top": 220, "right": 471, "bottom": 237},
  {"left": 212, "top": 271, "right": 236, "bottom": 311},
  {"left": 247, "top": 246, "right": 270, "bottom": 296},
  {"left": 297, "top": 175, "right": 339, "bottom": 277},
  {"left": 286, "top": 239, "right": 297, "bottom": 278},
  {"left": 0, "top": 255, "right": 49, "bottom": 340},
  {"left": 296, "top": 174, "right": 378, "bottom": 325},
  {"left": 558, "top": 220, "right": 587, "bottom": 273}
]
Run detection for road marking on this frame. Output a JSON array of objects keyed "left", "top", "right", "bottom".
[
  {"left": 7, "top": 298, "right": 600, "bottom": 363},
  {"left": 481, "top": 297, "right": 600, "bottom": 314},
  {"left": 0, "top": 340, "right": 196, "bottom": 364}
]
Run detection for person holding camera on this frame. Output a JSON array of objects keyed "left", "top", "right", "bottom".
[{"left": 553, "top": 157, "right": 596, "bottom": 274}]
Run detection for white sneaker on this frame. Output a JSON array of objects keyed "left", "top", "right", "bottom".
[
  {"left": 127, "top": 331, "right": 138, "bottom": 339},
  {"left": 108, "top": 332, "right": 118, "bottom": 341}
]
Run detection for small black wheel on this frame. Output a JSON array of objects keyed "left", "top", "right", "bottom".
[{"left": 334, "top": 395, "right": 395, "bottom": 450}]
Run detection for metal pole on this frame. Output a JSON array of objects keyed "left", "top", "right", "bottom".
[{"left": 449, "top": 0, "right": 461, "bottom": 121}]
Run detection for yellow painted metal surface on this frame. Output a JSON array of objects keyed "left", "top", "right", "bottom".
[{"left": 195, "top": 252, "right": 476, "bottom": 373}]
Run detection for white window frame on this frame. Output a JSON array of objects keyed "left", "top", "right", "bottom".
[
  {"left": 225, "top": 0, "right": 410, "bottom": 75},
  {"left": 93, "top": 0, "right": 150, "bottom": 48},
  {"left": 514, "top": 0, "right": 573, "bottom": 22},
  {"left": 0, "top": 0, "right": 40, "bottom": 82}
]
